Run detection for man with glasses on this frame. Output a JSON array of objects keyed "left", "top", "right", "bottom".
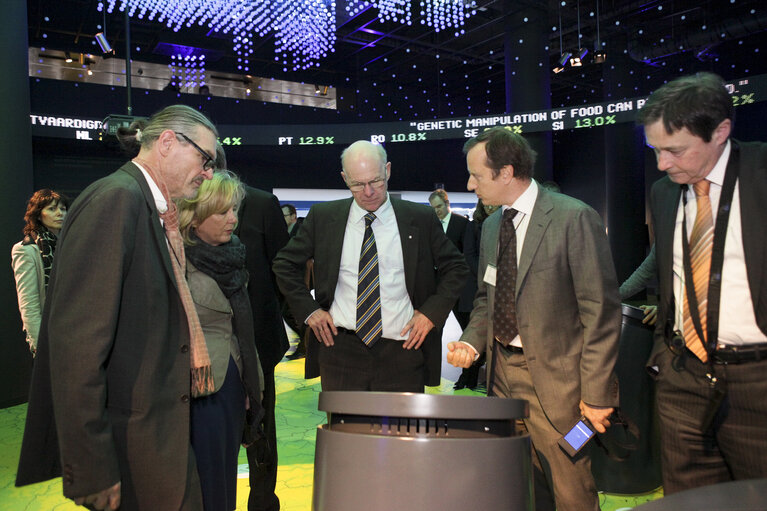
[
  {"left": 280, "top": 203, "right": 303, "bottom": 237},
  {"left": 273, "top": 140, "right": 468, "bottom": 391},
  {"left": 17, "top": 105, "right": 217, "bottom": 510}
]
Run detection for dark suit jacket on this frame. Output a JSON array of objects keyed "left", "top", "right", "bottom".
[
  {"left": 460, "top": 187, "right": 621, "bottom": 433},
  {"left": 235, "top": 186, "right": 291, "bottom": 369},
  {"left": 649, "top": 140, "right": 767, "bottom": 364},
  {"left": 288, "top": 217, "right": 304, "bottom": 238},
  {"left": 444, "top": 213, "right": 476, "bottom": 313},
  {"left": 16, "top": 163, "right": 195, "bottom": 509},
  {"left": 272, "top": 197, "right": 469, "bottom": 386}
]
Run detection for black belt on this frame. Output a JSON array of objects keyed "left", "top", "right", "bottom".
[
  {"left": 713, "top": 343, "right": 767, "bottom": 364},
  {"left": 336, "top": 326, "right": 358, "bottom": 337}
]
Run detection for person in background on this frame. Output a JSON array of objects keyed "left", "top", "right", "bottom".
[
  {"left": 639, "top": 72, "right": 767, "bottom": 493},
  {"left": 16, "top": 104, "right": 218, "bottom": 510},
  {"left": 619, "top": 245, "right": 658, "bottom": 325},
  {"left": 428, "top": 189, "right": 472, "bottom": 329},
  {"left": 281, "top": 204, "right": 303, "bottom": 238},
  {"left": 453, "top": 199, "right": 499, "bottom": 390},
  {"left": 273, "top": 140, "right": 468, "bottom": 392},
  {"left": 178, "top": 170, "right": 265, "bottom": 511},
  {"left": 448, "top": 127, "right": 620, "bottom": 511},
  {"left": 11, "top": 189, "right": 69, "bottom": 356}
]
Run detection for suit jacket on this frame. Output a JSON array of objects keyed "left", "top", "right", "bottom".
[
  {"left": 649, "top": 140, "right": 767, "bottom": 364},
  {"left": 460, "top": 187, "right": 621, "bottom": 433},
  {"left": 234, "top": 186, "right": 291, "bottom": 369},
  {"left": 16, "top": 163, "right": 195, "bottom": 510},
  {"left": 272, "top": 197, "right": 469, "bottom": 386},
  {"left": 11, "top": 242, "right": 45, "bottom": 349},
  {"left": 444, "top": 213, "right": 477, "bottom": 313},
  {"left": 445, "top": 213, "right": 469, "bottom": 251}
]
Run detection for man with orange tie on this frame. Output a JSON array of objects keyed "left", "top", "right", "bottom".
[{"left": 639, "top": 72, "right": 767, "bottom": 494}]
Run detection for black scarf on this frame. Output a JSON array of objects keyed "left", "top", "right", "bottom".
[
  {"left": 185, "top": 233, "right": 265, "bottom": 440},
  {"left": 22, "top": 227, "right": 57, "bottom": 288}
]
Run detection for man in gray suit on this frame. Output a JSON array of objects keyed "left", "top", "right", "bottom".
[{"left": 447, "top": 127, "right": 621, "bottom": 511}]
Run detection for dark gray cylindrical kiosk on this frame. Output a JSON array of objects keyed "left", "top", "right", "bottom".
[
  {"left": 591, "top": 304, "right": 662, "bottom": 493},
  {"left": 313, "top": 392, "right": 532, "bottom": 511}
]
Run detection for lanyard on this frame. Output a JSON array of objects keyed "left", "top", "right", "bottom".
[{"left": 680, "top": 141, "right": 740, "bottom": 356}]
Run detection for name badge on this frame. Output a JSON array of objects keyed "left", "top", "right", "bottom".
[{"left": 483, "top": 264, "right": 497, "bottom": 286}]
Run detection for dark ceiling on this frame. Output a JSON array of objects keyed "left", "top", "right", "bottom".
[{"left": 27, "top": 0, "right": 767, "bottom": 121}]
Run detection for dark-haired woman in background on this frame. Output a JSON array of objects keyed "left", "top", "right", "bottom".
[
  {"left": 454, "top": 199, "right": 500, "bottom": 390},
  {"left": 11, "top": 189, "right": 69, "bottom": 356},
  {"left": 178, "top": 170, "right": 264, "bottom": 511}
]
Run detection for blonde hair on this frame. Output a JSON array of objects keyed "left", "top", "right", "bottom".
[{"left": 178, "top": 170, "right": 245, "bottom": 245}]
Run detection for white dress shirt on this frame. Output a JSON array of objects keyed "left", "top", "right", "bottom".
[
  {"left": 672, "top": 140, "right": 767, "bottom": 346},
  {"left": 440, "top": 213, "right": 451, "bottom": 233},
  {"left": 329, "top": 194, "right": 414, "bottom": 340}
]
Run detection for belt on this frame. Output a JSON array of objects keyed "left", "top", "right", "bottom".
[
  {"left": 336, "top": 326, "right": 358, "bottom": 337},
  {"left": 713, "top": 343, "right": 767, "bottom": 364}
]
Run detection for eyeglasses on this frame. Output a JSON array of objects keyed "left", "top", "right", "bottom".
[
  {"left": 346, "top": 176, "right": 386, "bottom": 193},
  {"left": 176, "top": 132, "right": 215, "bottom": 171}
]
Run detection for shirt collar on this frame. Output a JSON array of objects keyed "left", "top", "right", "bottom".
[
  {"left": 703, "top": 139, "right": 731, "bottom": 188},
  {"left": 502, "top": 179, "right": 539, "bottom": 217},
  {"left": 132, "top": 160, "right": 168, "bottom": 214},
  {"left": 349, "top": 193, "right": 393, "bottom": 225}
]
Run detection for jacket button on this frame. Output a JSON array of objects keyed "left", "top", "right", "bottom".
[
  {"left": 181, "top": 394, "right": 189, "bottom": 403},
  {"left": 180, "top": 345, "right": 189, "bottom": 353}
]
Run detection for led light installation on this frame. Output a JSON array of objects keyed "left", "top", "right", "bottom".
[
  {"left": 346, "top": 1, "right": 476, "bottom": 35},
  {"left": 98, "top": 0, "right": 336, "bottom": 71},
  {"left": 170, "top": 53, "right": 206, "bottom": 90}
]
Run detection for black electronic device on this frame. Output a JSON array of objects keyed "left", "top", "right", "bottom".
[{"left": 558, "top": 417, "right": 597, "bottom": 457}]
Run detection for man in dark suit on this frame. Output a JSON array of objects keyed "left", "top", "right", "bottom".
[
  {"left": 281, "top": 203, "right": 303, "bottom": 238},
  {"left": 16, "top": 105, "right": 218, "bottom": 510},
  {"left": 273, "top": 140, "right": 468, "bottom": 391},
  {"left": 448, "top": 127, "right": 621, "bottom": 511},
  {"left": 638, "top": 72, "right": 767, "bottom": 494},
  {"left": 429, "top": 188, "right": 472, "bottom": 328},
  {"left": 235, "top": 186, "right": 291, "bottom": 511}
]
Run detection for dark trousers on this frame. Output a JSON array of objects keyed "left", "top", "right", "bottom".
[
  {"left": 655, "top": 348, "right": 767, "bottom": 494},
  {"left": 318, "top": 330, "right": 425, "bottom": 392},
  {"left": 246, "top": 366, "right": 280, "bottom": 511},
  {"left": 191, "top": 357, "right": 246, "bottom": 511},
  {"left": 492, "top": 344, "right": 599, "bottom": 511}
]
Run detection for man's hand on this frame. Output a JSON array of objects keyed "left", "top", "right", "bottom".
[
  {"left": 640, "top": 305, "right": 658, "bottom": 326},
  {"left": 579, "top": 401, "right": 613, "bottom": 434},
  {"left": 306, "top": 309, "right": 338, "bottom": 346},
  {"left": 74, "top": 481, "right": 121, "bottom": 511},
  {"left": 400, "top": 310, "right": 435, "bottom": 349},
  {"left": 446, "top": 341, "right": 477, "bottom": 369}
]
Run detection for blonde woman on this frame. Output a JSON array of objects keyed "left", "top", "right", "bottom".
[{"left": 178, "top": 170, "right": 264, "bottom": 511}]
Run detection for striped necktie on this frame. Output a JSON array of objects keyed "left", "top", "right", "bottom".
[
  {"left": 356, "top": 212, "right": 382, "bottom": 346},
  {"left": 683, "top": 180, "right": 713, "bottom": 363}
]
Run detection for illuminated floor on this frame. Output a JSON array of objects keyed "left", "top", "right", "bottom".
[{"left": 0, "top": 317, "right": 662, "bottom": 510}]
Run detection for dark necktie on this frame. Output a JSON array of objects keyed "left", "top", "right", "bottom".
[
  {"left": 356, "top": 213, "right": 382, "bottom": 346},
  {"left": 683, "top": 180, "right": 713, "bottom": 362},
  {"left": 494, "top": 208, "right": 519, "bottom": 346}
]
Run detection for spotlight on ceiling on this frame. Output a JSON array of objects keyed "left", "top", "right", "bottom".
[
  {"left": 594, "top": 51, "right": 607, "bottom": 64},
  {"left": 65, "top": 52, "right": 73, "bottom": 63},
  {"left": 553, "top": 52, "right": 571, "bottom": 74},
  {"left": 314, "top": 84, "right": 321, "bottom": 93},
  {"left": 570, "top": 48, "right": 588, "bottom": 67},
  {"left": 95, "top": 32, "right": 114, "bottom": 54}
]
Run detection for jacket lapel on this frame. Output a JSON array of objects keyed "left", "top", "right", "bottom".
[
  {"left": 121, "top": 162, "right": 178, "bottom": 289},
  {"left": 517, "top": 191, "right": 553, "bottom": 297},
  {"left": 392, "top": 199, "right": 418, "bottom": 298}
]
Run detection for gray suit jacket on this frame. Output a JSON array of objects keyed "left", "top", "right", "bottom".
[{"left": 460, "top": 187, "right": 621, "bottom": 433}]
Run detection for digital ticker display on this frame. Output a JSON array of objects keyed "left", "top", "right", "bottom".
[{"left": 30, "top": 74, "right": 765, "bottom": 146}]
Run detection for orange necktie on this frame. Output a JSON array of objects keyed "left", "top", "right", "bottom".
[{"left": 683, "top": 180, "right": 713, "bottom": 362}]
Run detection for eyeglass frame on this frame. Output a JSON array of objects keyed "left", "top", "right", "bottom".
[
  {"left": 345, "top": 175, "right": 387, "bottom": 193},
  {"left": 175, "top": 131, "right": 215, "bottom": 171}
]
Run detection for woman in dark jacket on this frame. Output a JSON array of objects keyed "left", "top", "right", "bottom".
[{"left": 178, "top": 170, "right": 264, "bottom": 511}]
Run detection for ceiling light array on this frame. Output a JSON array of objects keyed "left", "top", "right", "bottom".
[
  {"left": 345, "top": 1, "right": 476, "bottom": 36},
  {"left": 169, "top": 53, "right": 206, "bottom": 90},
  {"left": 98, "top": 0, "right": 336, "bottom": 71}
]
